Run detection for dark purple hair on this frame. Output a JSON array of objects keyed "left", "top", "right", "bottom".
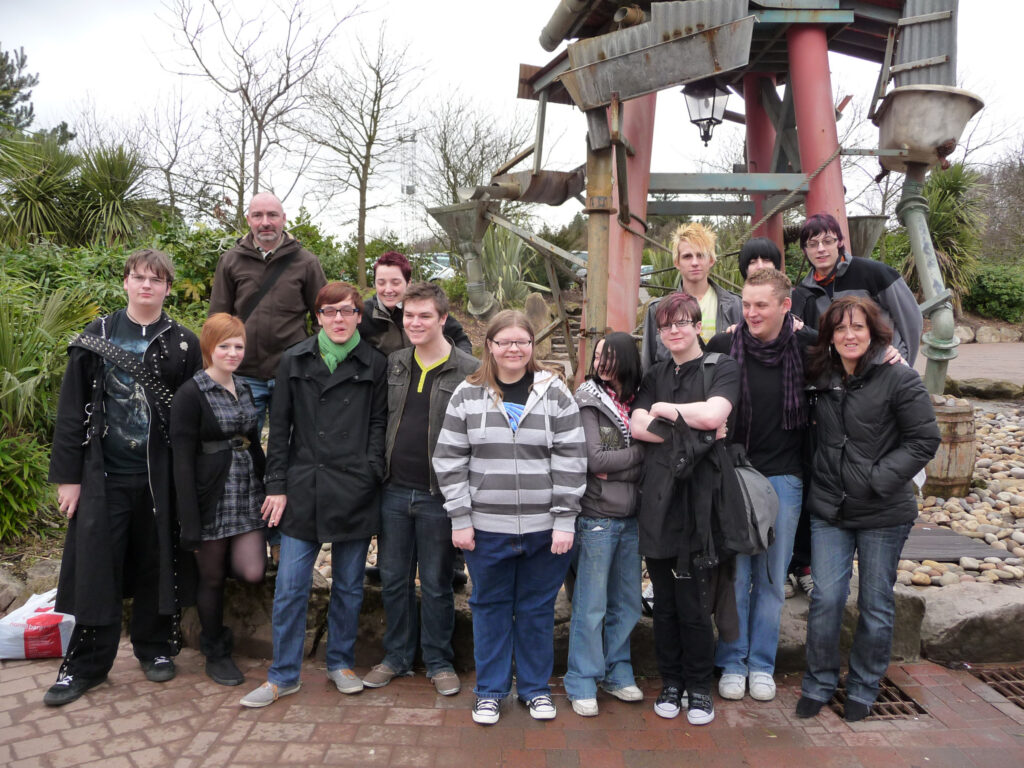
[{"left": 373, "top": 251, "right": 412, "bottom": 282}]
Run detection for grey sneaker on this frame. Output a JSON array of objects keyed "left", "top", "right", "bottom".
[
  {"left": 362, "top": 662, "right": 400, "bottom": 688},
  {"left": 430, "top": 669, "right": 461, "bottom": 696},
  {"left": 239, "top": 681, "right": 301, "bottom": 708},
  {"left": 328, "top": 668, "right": 364, "bottom": 694}
]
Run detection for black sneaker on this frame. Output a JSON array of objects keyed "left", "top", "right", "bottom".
[
  {"left": 140, "top": 656, "right": 176, "bottom": 683},
  {"left": 472, "top": 697, "right": 501, "bottom": 725},
  {"left": 687, "top": 691, "right": 715, "bottom": 725},
  {"left": 654, "top": 685, "right": 683, "bottom": 719},
  {"left": 43, "top": 674, "right": 107, "bottom": 707}
]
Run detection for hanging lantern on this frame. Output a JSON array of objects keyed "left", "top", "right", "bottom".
[{"left": 682, "top": 79, "right": 730, "bottom": 146}]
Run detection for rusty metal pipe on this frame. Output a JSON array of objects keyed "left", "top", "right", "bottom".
[{"left": 612, "top": 5, "right": 646, "bottom": 27}]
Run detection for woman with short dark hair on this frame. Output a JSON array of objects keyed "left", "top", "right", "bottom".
[{"left": 796, "top": 296, "right": 939, "bottom": 722}]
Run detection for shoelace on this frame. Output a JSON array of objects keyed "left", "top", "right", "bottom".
[
  {"left": 152, "top": 656, "right": 172, "bottom": 665},
  {"left": 475, "top": 699, "right": 499, "bottom": 714},
  {"left": 529, "top": 695, "right": 554, "bottom": 709}
]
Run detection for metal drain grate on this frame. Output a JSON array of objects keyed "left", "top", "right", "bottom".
[
  {"left": 967, "top": 666, "right": 1024, "bottom": 709},
  {"left": 829, "top": 676, "right": 928, "bottom": 720}
]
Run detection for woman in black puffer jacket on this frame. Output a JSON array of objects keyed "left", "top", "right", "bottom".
[{"left": 796, "top": 297, "right": 939, "bottom": 723}]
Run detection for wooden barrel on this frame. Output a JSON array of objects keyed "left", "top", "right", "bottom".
[{"left": 922, "top": 404, "right": 976, "bottom": 499}]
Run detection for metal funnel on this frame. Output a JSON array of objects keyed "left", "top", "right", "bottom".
[
  {"left": 427, "top": 202, "right": 498, "bottom": 319},
  {"left": 847, "top": 215, "right": 889, "bottom": 259}
]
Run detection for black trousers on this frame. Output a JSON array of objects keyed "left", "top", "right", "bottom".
[
  {"left": 647, "top": 555, "right": 715, "bottom": 695},
  {"left": 60, "top": 472, "right": 173, "bottom": 679}
]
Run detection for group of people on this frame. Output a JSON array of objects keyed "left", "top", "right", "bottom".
[{"left": 41, "top": 193, "right": 940, "bottom": 733}]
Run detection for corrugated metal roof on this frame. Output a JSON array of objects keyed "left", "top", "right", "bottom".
[{"left": 894, "top": 0, "right": 957, "bottom": 87}]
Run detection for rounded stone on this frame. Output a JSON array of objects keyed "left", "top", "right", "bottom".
[{"left": 910, "top": 572, "right": 932, "bottom": 586}]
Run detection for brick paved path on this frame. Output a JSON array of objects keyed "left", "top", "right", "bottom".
[
  {"left": 3, "top": 643, "right": 1023, "bottom": 767},
  {"left": 914, "top": 342, "right": 1024, "bottom": 386}
]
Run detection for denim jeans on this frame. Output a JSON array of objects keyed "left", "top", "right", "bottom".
[
  {"left": 464, "top": 529, "right": 572, "bottom": 701},
  {"left": 242, "top": 375, "right": 278, "bottom": 547},
  {"left": 715, "top": 474, "right": 802, "bottom": 676},
  {"left": 268, "top": 533, "right": 370, "bottom": 687},
  {"left": 564, "top": 516, "right": 642, "bottom": 700},
  {"left": 378, "top": 484, "right": 456, "bottom": 675},
  {"left": 801, "top": 518, "right": 912, "bottom": 707}
]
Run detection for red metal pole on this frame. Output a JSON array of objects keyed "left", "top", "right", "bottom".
[
  {"left": 607, "top": 92, "right": 657, "bottom": 333},
  {"left": 743, "top": 72, "right": 784, "bottom": 256},
  {"left": 786, "top": 25, "right": 849, "bottom": 243}
]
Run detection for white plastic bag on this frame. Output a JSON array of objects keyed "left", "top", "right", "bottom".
[{"left": 0, "top": 588, "right": 76, "bottom": 659}]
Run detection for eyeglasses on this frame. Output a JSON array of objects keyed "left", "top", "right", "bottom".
[
  {"left": 128, "top": 273, "right": 168, "bottom": 286},
  {"left": 318, "top": 306, "right": 360, "bottom": 319},
  {"left": 658, "top": 320, "right": 696, "bottom": 332},
  {"left": 490, "top": 339, "right": 533, "bottom": 349},
  {"left": 805, "top": 236, "right": 839, "bottom": 249}
]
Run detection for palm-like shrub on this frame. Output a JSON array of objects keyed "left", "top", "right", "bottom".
[
  {"left": 76, "top": 144, "right": 152, "bottom": 246},
  {"left": 0, "top": 135, "right": 78, "bottom": 245},
  {"left": 480, "top": 226, "right": 548, "bottom": 306},
  {"left": 886, "top": 163, "right": 986, "bottom": 312},
  {"left": 0, "top": 274, "right": 98, "bottom": 541}
]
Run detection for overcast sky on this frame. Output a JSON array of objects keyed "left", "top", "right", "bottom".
[{"left": 5, "top": 0, "right": 1017, "bottom": 239}]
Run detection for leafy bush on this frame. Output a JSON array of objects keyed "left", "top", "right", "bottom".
[
  {"left": 480, "top": 226, "right": 547, "bottom": 307},
  {"left": 962, "top": 263, "right": 1024, "bottom": 323},
  {"left": 439, "top": 273, "right": 468, "bottom": 311},
  {"left": 0, "top": 433, "right": 52, "bottom": 542}
]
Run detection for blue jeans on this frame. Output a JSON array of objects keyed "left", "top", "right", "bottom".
[
  {"left": 464, "top": 529, "right": 572, "bottom": 701},
  {"left": 564, "top": 516, "right": 642, "bottom": 701},
  {"left": 268, "top": 533, "right": 370, "bottom": 687},
  {"left": 242, "top": 375, "right": 279, "bottom": 547},
  {"left": 379, "top": 485, "right": 456, "bottom": 676},
  {"left": 715, "top": 474, "right": 802, "bottom": 676},
  {"left": 801, "top": 518, "right": 912, "bottom": 707}
]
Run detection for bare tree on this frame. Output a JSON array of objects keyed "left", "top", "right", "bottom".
[
  {"left": 419, "top": 95, "right": 533, "bottom": 208},
  {"left": 164, "top": 0, "right": 353, "bottom": 228},
  {"left": 296, "top": 28, "right": 420, "bottom": 288}
]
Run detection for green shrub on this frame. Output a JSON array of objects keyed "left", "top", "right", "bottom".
[
  {"left": 962, "top": 263, "right": 1024, "bottom": 323},
  {"left": 0, "top": 430, "right": 54, "bottom": 542},
  {"left": 439, "top": 273, "right": 468, "bottom": 311}
]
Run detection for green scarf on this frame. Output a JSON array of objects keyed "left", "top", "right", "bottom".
[{"left": 318, "top": 328, "right": 360, "bottom": 373}]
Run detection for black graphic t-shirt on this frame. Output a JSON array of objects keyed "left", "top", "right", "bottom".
[{"left": 102, "top": 318, "right": 152, "bottom": 474}]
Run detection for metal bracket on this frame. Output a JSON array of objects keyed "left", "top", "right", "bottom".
[
  {"left": 609, "top": 93, "right": 635, "bottom": 227},
  {"left": 919, "top": 289, "right": 954, "bottom": 319}
]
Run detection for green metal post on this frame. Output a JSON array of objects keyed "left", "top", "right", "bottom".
[{"left": 895, "top": 163, "right": 958, "bottom": 395}]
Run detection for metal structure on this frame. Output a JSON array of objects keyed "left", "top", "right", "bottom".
[{"left": 429, "top": 0, "right": 982, "bottom": 388}]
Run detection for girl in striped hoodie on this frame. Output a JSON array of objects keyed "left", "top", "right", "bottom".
[{"left": 433, "top": 310, "right": 586, "bottom": 725}]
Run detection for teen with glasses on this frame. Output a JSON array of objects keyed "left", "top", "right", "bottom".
[
  {"left": 240, "top": 282, "right": 387, "bottom": 708},
  {"left": 433, "top": 310, "right": 586, "bottom": 725}
]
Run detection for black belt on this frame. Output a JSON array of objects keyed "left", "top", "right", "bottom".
[{"left": 201, "top": 436, "right": 251, "bottom": 454}]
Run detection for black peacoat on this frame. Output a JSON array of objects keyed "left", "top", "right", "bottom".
[{"left": 264, "top": 334, "right": 387, "bottom": 543}]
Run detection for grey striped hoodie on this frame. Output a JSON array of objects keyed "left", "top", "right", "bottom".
[{"left": 432, "top": 370, "right": 586, "bottom": 535}]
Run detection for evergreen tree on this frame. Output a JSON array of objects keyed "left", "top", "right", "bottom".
[{"left": 0, "top": 45, "right": 39, "bottom": 131}]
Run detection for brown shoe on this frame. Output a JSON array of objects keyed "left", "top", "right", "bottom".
[
  {"left": 430, "top": 669, "right": 461, "bottom": 696},
  {"left": 362, "top": 662, "right": 399, "bottom": 688}
]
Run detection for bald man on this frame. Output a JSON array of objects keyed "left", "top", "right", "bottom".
[{"left": 209, "top": 192, "right": 327, "bottom": 430}]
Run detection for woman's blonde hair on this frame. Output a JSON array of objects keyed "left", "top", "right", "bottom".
[{"left": 466, "top": 309, "right": 561, "bottom": 398}]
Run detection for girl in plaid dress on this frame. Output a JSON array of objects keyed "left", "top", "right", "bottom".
[{"left": 171, "top": 313, "right": 267, "bottom": 685}]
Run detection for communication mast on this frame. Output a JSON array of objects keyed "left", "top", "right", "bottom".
[{"left": 398, "top": 130, "right": 418, "bottom": 244}]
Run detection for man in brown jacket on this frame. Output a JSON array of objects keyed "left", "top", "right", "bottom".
[{"left": 208, "top": 192, "right": 327, "bottom": 429}]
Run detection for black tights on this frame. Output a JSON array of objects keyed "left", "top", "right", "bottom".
[{"left": 194, "top": 530, "right": 266, "bottom": 637}]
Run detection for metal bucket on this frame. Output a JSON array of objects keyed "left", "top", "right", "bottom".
[
  {"left": 873, "top": 85, "right": 984, "bottom": 172},
  {"left": 847, "top": 215, "right": 888, "bottom": 259},
  {"left": 922, "top": 403, "right": 976, "bottom": 499}
]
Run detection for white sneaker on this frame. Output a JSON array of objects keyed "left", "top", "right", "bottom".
[
  {"left": 605, "top": 684, "right": 643, "bottom": 702},
  {"left": 525, "top": 694, "right": 557, "bottom": 720},
  {"left": 718, "top": 673, "right": 746, "bottom": 700},
  {"left": 472, "top": 697, "right": 500, "bottom": 725},
  {"left": 571, "top": 698, "right": 599, "bottom": 717},
  {"left": 784, "top": 574, "right": 796, "bottom": 599},
  {"left": 797, "top": 570, "right": 814, "bottom": 597},
  {"left": 748, "top": 671, "right": 777, "bottom": 701}
]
